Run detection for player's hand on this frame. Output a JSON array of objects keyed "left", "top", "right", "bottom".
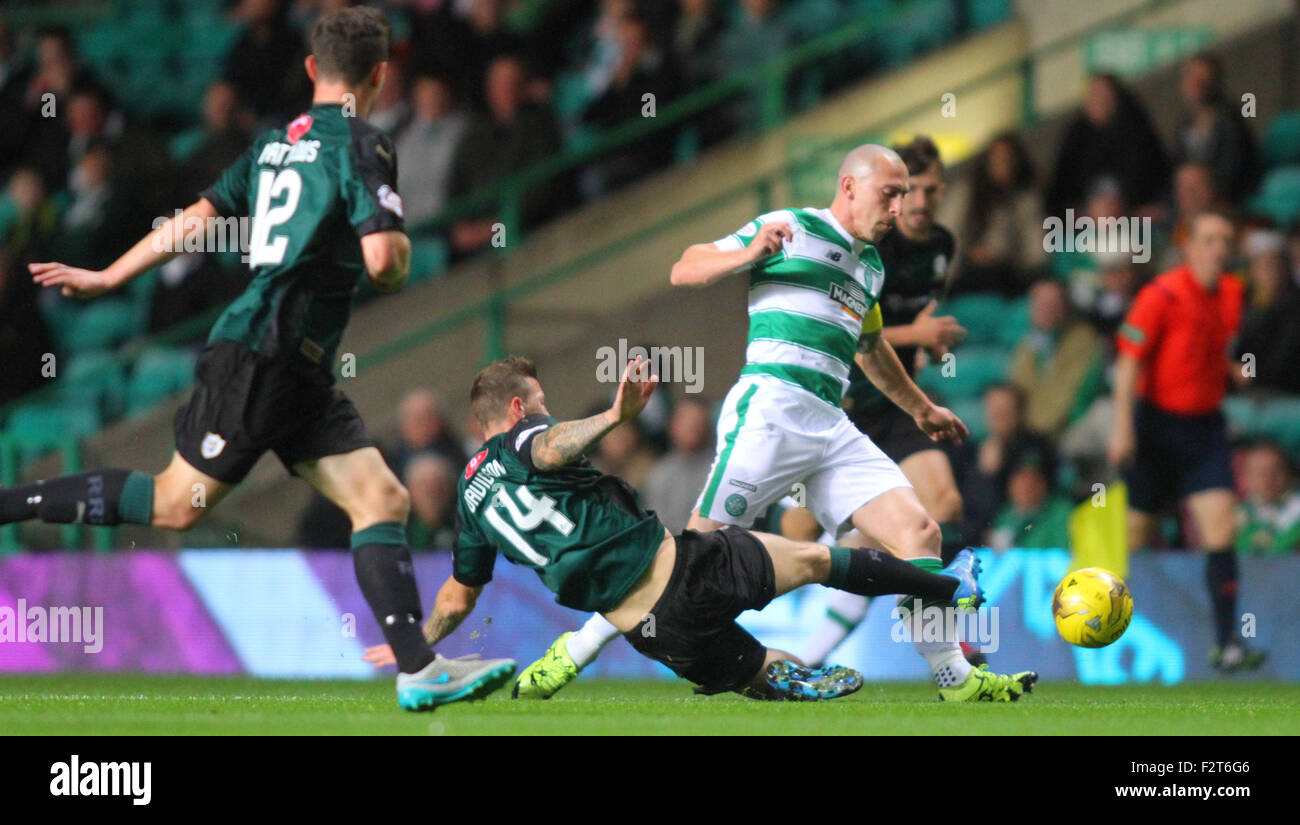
[
  {"left": 1107, "top": 423, "right": 1136, "bottom": 469},
  {"left": 911, "top": 301, "right": 966, "bottom": 355},
  {"left": 29, "top": 262, "right": 116, "bottom": 299},
  {"left": 748, "top": 222, "right": 794, "bottom": 262},
  {"left": 916, "top": 403, "right": 969, "bottom": 445},
  {"left": 362, "top": 644, "right": 397, "bottom": 668},
  {"left": 611, "top": 355, "right": 659, "bottom": 424}
]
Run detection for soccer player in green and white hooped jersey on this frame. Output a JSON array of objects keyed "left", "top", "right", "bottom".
[
  {"left": 11, "top": 8, "right": 515, "bottom": 710},
  {"left": 518, "top": 145, "right": 1037, "bottom": 702}
]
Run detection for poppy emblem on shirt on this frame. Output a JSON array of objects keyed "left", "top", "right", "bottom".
[
  {"left": 465, "top": 449, "right": 488, "bottom": 479},
  {"left": 287, "top": 114, "right": 314, "bottom": 144}
]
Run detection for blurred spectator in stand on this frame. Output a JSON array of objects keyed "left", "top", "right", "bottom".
[
  {"left": 386, "top": 388, "right": 468, "bottom": 478},
  {"left": 957, "top": 382, "right": 1057, "bottom": 544},
  {"left": 1156, "top": 161, "right": 1221, "bottom": 271},
  {"left": 1008, "top": 278, "right": 1105, "bottom": 438},
  {"left": 1072, "top": 250, "right": 1145, "bottom": 339},
  {"left": 713, "top": 0, "right": 793, "bottom": 134},
  {"left": 447, "top": 54, "right": 565, "bottom": 259},
  {"left": 176, "top": 81, "right": 253, "bottom": 206},
  {"left": 411, "top": 0, "right": 525, "bottom": 111},
  {"left": 1235, "top": 442, "right": 1300, "bottom": 554},
  {"left": 1233, "top": 228, "right": 1300, "bottom": 395},
  {"left": 641, "top": 397, "right": 714, "bottom": 532},
  {"left": 405, "top": 452, "right": 458, "bottom": 550},
  {"left": 1, "top": 166, "right": 58, "bottom": 261},
  {"left": 53, "top": 142, "right": 132, "bottom": 271},
  {"left": 945, "top": 131, "right": 1048, "bottom": 296},
  {"left": 1046, "top": 73, "right": 1170, "bottom": 221},
  {"left": 0, "top": 247, "right": 54, "bottom": 406},
  {"left": 1174, "top": 52, "right": 1260, "bottom": 203},
  {"left": 578, "top": 0, "right": 636, "bottom": 106},
  {"left": 672, "top": 0, "right": 725, "bottom": 90},
  {"left": 1287, "top": 221, "right": 1300, "bottom": 285},
  {"left": 367, "top": 59, "right": 411, "bottom": 136},
  {"left": 223, "top": 0, "right": 309, "bottom": 126},
  {"left": 393, "top": 74, "right": 469, "bottom": 228},
  {"left": 579, "top": 13, "right": 680, "bottom": 199},
  {"left": 0, "top": 18, "right": 33, "bottom": 175},
  {"left": 988, "top": 448, "right": 1072, "bottom": 551},
  {"left": 590, "top": 416, "right": 657, "bottom": 490}
]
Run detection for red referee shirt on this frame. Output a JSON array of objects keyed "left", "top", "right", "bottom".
[{"left": 1115, "top": 264, "right": 1243, "bottom": 416}]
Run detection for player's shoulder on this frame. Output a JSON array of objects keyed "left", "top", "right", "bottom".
[{"left": 342, "top": 115, "right": 398, "bottom": 168}]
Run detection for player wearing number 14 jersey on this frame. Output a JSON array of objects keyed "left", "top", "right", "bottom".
[{"left": 8, "top": 8, "right": 504, "bottom": 710}]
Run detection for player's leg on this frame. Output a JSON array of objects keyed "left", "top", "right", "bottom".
[
  {"left": 1186, "top": 487, "right": 1263, "bottom": 670},
  {"left": 899, "top": 448, "right": 965, "bottom": 560},
  {"left": 512, "top": 612, "right": 618, "bottom": 699},
  {"left": 295, "top": 447, "right": 434, "bottom": 676},
  {"left": 0, "top": 451, "right": 231, "bottom": 531}
]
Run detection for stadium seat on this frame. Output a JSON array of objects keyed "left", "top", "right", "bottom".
[
  {"left": 1253, "top": 397, "right": 1300, "bottom": 456},
  {"left": 408, "top": 235, "right": 449, "bottom": 285},
  {"left": 915, "top": 344, "right": 1008, "bottom": 402},
  {"left": 1262, "top": 109, "right": 1300, "bottom": 168},
  {"left": 949, "top": 395, "right": 988, "bottom": 442},
  {"left": 1248, "top": 165, "right": 1300, "bottom": 225},
  {"left": 60, "top": 351, "right": 127, "bottom": 421},
  {"left": 941, "top": 293, "right": 1007, "bottom": 346},
  {"left": 124, "top": 347, "right": 197, "bottom": 416},
  {"left": 965, "top": 0, "right": 1012, "bottom": 30},
  {"left": 45, "top": 300, "right": 139, "bottom": 354},
  {"left": 3, "top": 400, "right": 102, "bottom": 466}
]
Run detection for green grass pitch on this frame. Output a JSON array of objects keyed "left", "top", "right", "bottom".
[{"left": 3, "top": 675, "right": 1297, "bottom": 735}]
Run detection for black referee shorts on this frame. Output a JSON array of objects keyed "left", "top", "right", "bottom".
[
  {"left": 1124, "top": 400, "right": 1235, "bottom": 514},
  {"left": 624, "top": 526, "right": 776, "bottom": 695}
]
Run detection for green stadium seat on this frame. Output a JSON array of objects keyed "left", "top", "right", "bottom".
[
  {"left": 45, "top": 300, "right": 139, "bottom": 354},
  {"left": 949, "top": 395, "right": 988, "bottom": 442},
  {"left": 124, "top": 348, "right": 198, "bottom": 416},
  {"left": 993, "top": 296, "right": 1031, "bottom": 348},
  {"left": 940, "top": 293, "right": 1008, "bottom": 346},
  {"left": 915, "top": 344, "right": 1008, "bottom": 402},
  {"left": 1248, "top": 165, "right": 1300, "bottom": 225},
  {"left": 4, "top": 400, "right": 101, "bottom": 466},
  {"left": 782, "top": 0, "right": 842, "bottom": 43},
  {"left": 60, "top": 351, "right": 127, "bottom": 421},
  {"left": 408, "top": 235, "right": 448, "bottom": 285},
  {"left": 966, "top": 0, "right": 1012, "bottom": 30},
  {"left": 1253, "top": 397, "right": 1300, "bottom": 455},
  {"left": 1222, "top": 395, "right": 1259, "bottom": 438},
  {"left": 1262, "top": 109, "right": 1300, "bottom": 168}
]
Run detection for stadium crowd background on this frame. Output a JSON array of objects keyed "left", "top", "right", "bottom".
[{"left": 0, "top": 0, "right": 1298, "bottom": 555}]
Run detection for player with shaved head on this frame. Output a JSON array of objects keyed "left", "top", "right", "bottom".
[{"left": 517, "top": 144, "right": 1037, "bottom": 702}]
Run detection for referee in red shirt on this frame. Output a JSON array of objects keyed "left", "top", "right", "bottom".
[{"left": 1108, "top": 207, "right": 1264, "bottom": 671}]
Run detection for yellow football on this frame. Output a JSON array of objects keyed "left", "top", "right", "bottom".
[{"left": 1052, "top": 567, "right": 1134, "bottom": 648}]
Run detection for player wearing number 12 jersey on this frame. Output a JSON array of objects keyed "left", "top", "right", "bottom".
[{"left": 9, "top": 8, "right": 507, "bottom": 710}]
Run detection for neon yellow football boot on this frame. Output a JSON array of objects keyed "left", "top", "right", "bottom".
[
  {"left": 512, "top": 631, "right": 582, "bottom": 699},
  {"left": 938, "top": 663, "right": 1038, "bottom": 702}
]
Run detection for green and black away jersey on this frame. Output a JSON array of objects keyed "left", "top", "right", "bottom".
[
  {"left": 843, "top": 224, "right": 955, "bottom": 413},
  {"left": 453, "top": 414, "right": 667, "bottom": 613},
  {"left": 199, "top": 102, "right": 405, "bottom": 373}
]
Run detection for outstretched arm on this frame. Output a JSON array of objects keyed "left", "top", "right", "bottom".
[
  {"left": 30, "top": 198, "right": 220, "bottom": 299},
  {"left": 530, "top": 357, "right": 658, "bottom": 471},
  {"left": 856, "top": 332, "right": 968, "bottom": 444},
  {"left": 421, "top": 576, "right": 481, "bottom": 646}
]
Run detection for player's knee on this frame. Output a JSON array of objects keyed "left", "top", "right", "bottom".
[
  {"left": 372, "top": 479, "right": 410, "bottom": 524},
  {"left": 151, "top": 482, "right": 209, "bottom": 531},
  {"left": 906, "top": 516, "right": 942, "bottom": 557}
]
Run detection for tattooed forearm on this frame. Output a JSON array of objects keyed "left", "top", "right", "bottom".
[
  {"left": 423, "top": 608, "right": 469, "bottom": 646},
  {"left": 530, "top": 410, "right": 619, "bottom": 471}
]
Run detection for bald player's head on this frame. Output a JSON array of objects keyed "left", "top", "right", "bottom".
[{"left": 829, "top": 144, "right": 909, "bottom": 243}]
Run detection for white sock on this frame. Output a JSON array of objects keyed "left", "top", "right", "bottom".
[
  {"left": 914, "top": 639, "right": 973, "bottom": 687},
  {"left": 803, "top": 590, "right": 871, "bottom": 666},
  {"left": 566, "top": 613, "right": 620, "bottom": 668}
]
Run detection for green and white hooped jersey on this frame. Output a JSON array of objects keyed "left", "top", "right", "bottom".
[{"left": 714, "top": 207, "right": 885, "bottom": 407}]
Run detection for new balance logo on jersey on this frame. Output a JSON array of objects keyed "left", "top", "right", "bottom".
[
  {"left": 829, "top": 282, "right": 867, "bottom": 319},
  {"left": 826, "top": 250, "right": 843, "bottom": 262}
]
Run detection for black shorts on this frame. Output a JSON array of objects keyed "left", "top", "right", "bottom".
[
  {"left": 623, "top": 526, "right": 775, "bottom": 694},
  {"left": 1124, "top": 401, "right": 1234, "bottom": 514},
  {"left": 174, "top": 340, "right": 374, "bottom": 484},
  {"left": 849, "top": 400, "right": 940, "bottom": 464}
]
